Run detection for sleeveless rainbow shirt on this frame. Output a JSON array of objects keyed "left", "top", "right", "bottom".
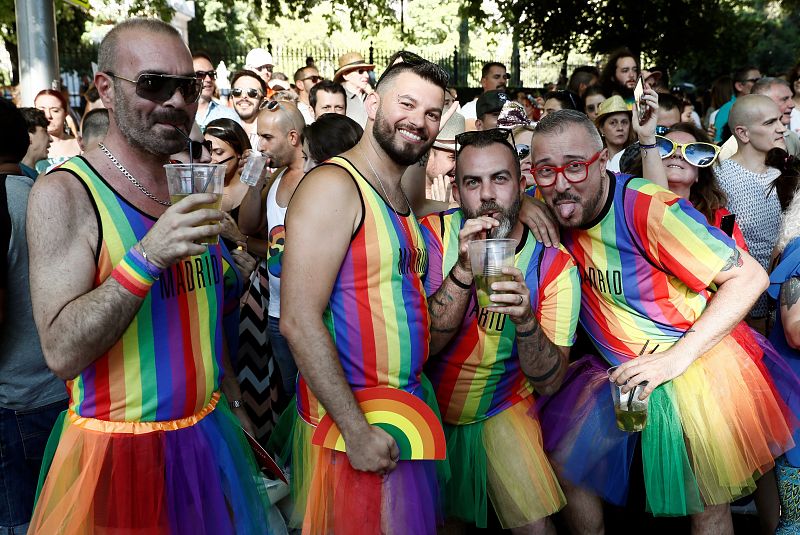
[
  {"left": 563, "top": 173, "right": 737, "bottom": 365},
  {"left": 59, "top": 158, "right": 224, "bottom": 422},
  {"left": 420, "top": 209, "right": 579, "bottom": 425},
  {"left": 295, "top": 157, "right": 431, "bottom": 426}
]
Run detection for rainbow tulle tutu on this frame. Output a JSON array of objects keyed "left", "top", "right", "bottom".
[
  {"left": 29, "top": 393, "right": 274, "bottom": 534},
  {"left": 538, "top": 322, "right": 800, "bottom": 516},
  {"left": 443, "top": 395, "right": 565, "bottom": 529}
]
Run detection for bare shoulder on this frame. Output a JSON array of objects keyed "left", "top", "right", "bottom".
[
  {"left": 28, "top": 169, "right": 97, "bottom": 254},
  {"left": 287, "top": 163, "right": 362, "bottom": 230}
]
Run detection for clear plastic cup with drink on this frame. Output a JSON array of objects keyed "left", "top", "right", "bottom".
[
  {"left": 240, "top": 151, "right": 269, "bottom": 186},
  {"left": 164, "top": 163, "right": 226, "bottom": 245},
  {"left": 468, "top": 238, "right": 516, "bottom": 308},
  {"left": 607, "top": 366, "right": 649, "bottom": 432}
]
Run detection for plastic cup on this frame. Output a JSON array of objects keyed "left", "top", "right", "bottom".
[
  {"left": 607, "top": 366, "right": 649, "bottom": 432},
  {"left": 468, "top": 238, "right": 516, "bottom": 308},
  {"left": 240, "top": 151, "right": 269, "bottom": 186},
  {"left": 164, "top": 163, "right": 226, "bottom": 245}
]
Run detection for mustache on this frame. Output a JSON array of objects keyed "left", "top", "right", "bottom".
[
  {"left": 552, "top": 191, "right": 581, "bottom": 204},
  {"left": 150, "top": 109, "right": 191, "bottom": 129},
  {"left": 478, "top": 201, "right": 503, "bottom": 216}
]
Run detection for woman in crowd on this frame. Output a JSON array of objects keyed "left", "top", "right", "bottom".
[
  {"left": 627, "top": 122, "right": 747, "bottom": 249},
  {"left": 541, "top": 90, "right": 582, "bottom": 119},
  {"left": 302, "top": 113, "right": 363, "bottom": 172},
  {"left": 204, "top": 118, "right": 277, "bottom": 446},
  {"left": 705, "top": 75, "right": 733, "bottom": 133},
  {"left": 599, "top": 47, "right": 638, "bottom": 105},
  {"left": 34, "top": 89, "right": 81, "bottom": 171},
  {"left": 595, "top": 95, "right": 634, "bottom": 171},
  {"left": 583, "top": 86, "right": 606, "bottom": 122}
]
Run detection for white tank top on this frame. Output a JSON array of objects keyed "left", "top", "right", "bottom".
[{"left": 266, "top": 170, "right": 287, "bottom": 318}]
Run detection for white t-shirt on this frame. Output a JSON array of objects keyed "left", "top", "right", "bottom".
[
  {"left": 606, "top": 151, "right": 623, "bottom": 173},
  {"left": 266, "top": 170, "right": 287, "bottom": 318},
  {"left": 461, "top": 99, "right": 478, "bottom": 120}
]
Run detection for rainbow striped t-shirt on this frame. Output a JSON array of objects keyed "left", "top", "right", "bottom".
[
  {"left": 562, "top": 173, "right": 737, "bottom": 365},
  {"left": 420, "top": 209, "right": 580, "bottom": 425},
  {"left": 295, "top": 157, "right": 431, "bottom": 426},
  {"left": 58, "top": 157, "right": 225, "bottom": 422}
]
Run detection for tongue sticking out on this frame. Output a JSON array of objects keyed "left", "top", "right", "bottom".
[{"left": 557, "top": 202, "right": 577, "bottom": 219}]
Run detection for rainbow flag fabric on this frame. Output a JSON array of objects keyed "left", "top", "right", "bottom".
[
  {"left": 563, "top": 174, "right": 737, "bottom": 365},
  {"left": 420, "top": 209, "right": 580, "bottom": 425},
  {"left": 58, "top": 157, "right": 224, "bottom": 422},
  {"left": 295, "top": 157, "right": 431, "bottom": 426}
]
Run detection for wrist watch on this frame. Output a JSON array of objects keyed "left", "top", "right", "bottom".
[{"left": 229, "top": 399, "right": 244, "bottom": 409}]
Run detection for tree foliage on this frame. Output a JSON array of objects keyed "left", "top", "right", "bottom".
[{"left": 465, "top": 0, "right": 800, "bottom": 85}]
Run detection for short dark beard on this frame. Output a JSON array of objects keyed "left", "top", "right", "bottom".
[
  {"left": 550, "top": 173, "right": 608, "bottom": 228},
  {"left": 373, "top": 107, "right": 432, "bottom": 166},
  {"left": 113, "top": 83, "right": 189, "bottom": 156}
]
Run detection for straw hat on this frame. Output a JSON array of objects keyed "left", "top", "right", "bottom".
[
  {"left": 595, "top": 95, "right": 631, "bottom": 126},
  {"left": 333, "top": 52, "right": 375, "bottom": 82},
  {"left": 433, "top": 112, "right": 466, "bottom": 151}
]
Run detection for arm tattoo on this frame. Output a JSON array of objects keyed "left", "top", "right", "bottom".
[
  {"left": 721, "top": 248, "right": 743, "bottom": 271},
  {"left": 781, "top": 277, "right": 800, "bottom": 310}
]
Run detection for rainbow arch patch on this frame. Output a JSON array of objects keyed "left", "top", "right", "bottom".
[{"left": 311, "top": 387, "right": 447, "bottom": 460}]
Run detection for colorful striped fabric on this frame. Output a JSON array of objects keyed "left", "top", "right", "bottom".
[
  {"left": 562, "top": 173, "right": 737, "bottom": 365},
  {"left": 58, "top": 157, "right": 224, "bottom": 422},
  {"left": 420, "top": 209, "right": 580, "bottom": 425},
  {"left": 295, "top": 157, "right": 431, "bottom": 426}
]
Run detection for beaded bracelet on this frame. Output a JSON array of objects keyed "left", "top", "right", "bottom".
[
  {"left": 639, "top": 141, "right": 658, "bottom": 150},
  {"left": 110, "top": 246, "right": 160, "bottom": 298}
]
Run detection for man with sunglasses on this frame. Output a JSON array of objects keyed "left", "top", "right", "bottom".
[
  {"left": 713, "top": 65, "right": 762, "bottom": 142},
  {"left": 25, "top": 19, "right": 273, "bottom": 534},
  {"left": 531, "top": 109, "right": 794, "bottom": 535},
  {"left": 293, "top": 66, "right": 322, "bottom": 125},
  {"left": 334, "top": 52, "right": 375, "bottom": 129},
  {"left": 192, "top": 52, "right": 241, "bottom": 131},
  {"left": 230, "top": 70, "right": 268, "bottom": 148},
  {"left": 238, "top": 101, "right": 306, "bottom": 401},
  {"left": 244, "top": 47, "right": 274, "bottom": 86},
  {"left": 419, "top": 127, "right": 579, "bottom": 533},
  {"left": 280, "top": 57, "right": 448, "bottom": 533}
]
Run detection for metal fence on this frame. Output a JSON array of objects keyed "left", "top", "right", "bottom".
[{"left": 59, "top": 42, "right": 578, "bottom": 110}]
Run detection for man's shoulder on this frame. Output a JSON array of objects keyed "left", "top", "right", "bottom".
[{"left": 207, "top": 102, "right": 242, "bottom": 123}]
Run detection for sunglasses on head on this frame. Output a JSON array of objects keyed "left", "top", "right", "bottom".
[
  {"left": 456, "top": 128, "right": 516, "bottom": 151},
  {"left": 196, "top": 70, "right": 217, "bottom": 80},
  {"left": 655, "top": 135, "right": 720, "bottom": 167},
  {"left": 106, "top": 72, "right": 202, "bottom": 104},
  {"left": 516, "top": 144, "right": 530, "bottom": 161},
  {"left": 232, "top": 87, "right": 262, "bottom": 99},
  {"left": 655, "top": 125, "right": 670, "bottom": 136}
]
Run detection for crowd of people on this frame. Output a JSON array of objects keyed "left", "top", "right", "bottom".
[{"left": 4, "top": 16, "right": 800, "bottom": 535}]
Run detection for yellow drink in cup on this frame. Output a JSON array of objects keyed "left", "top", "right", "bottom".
[
  {"left": 164, "top": 164, "right": 226, "bottom": 245},
  {"left": 607, "top": 365, "right": 649, "bottom": 432},
  {"left": 468, "top": 239, "right": 517, "bottom": 308}
]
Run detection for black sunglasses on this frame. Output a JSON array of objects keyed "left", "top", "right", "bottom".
[
  {"left": 171, "top": 126, "right": 211, "bottom": 164},
  {"left": 195, "top": 70, "right": 217, "bottom": 80},
  {"left": 376, "top": 50, "right": 450, "bottom": 88},
  {"left": 301, "top": 75, "right": 323, "bottom": 83},
  {"left": 232, "top": 87, "right": 262, "bottom": 99},
  {"left": 456, "top": 128, "right": 516, "bottom": 153},
  {"left": 106, "top": 72, "right": 202, "bottom": 104}
]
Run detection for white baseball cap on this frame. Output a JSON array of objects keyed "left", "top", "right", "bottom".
[{"left": 245, "top": 48, "right": 274, "bottom": 69}]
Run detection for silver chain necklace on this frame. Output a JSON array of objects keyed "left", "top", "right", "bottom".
[
  {"left": 98, "top": 143, "right": 171, "bottom": 206},
  {"left": 360, "top": 148, "right": 410, "bottom": 215}
]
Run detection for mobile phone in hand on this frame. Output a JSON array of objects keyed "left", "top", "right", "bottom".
[{"left": 634, "top": 76, "right": 646, "bottom": 124}]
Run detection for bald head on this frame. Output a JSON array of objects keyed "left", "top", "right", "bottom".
[
  {"left": 98, "top": 18, "right": 185, "bottom": 73},
  {"left": 729, "top": 94, "right": 786, "bottom": 153},
  {"left": 729, "top": 94, "right": 779, "bottom": 133},
  {"left": 259, "top": 101, "right": 305, "bottom": 136}
]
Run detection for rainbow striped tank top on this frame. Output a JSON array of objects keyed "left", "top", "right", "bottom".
[
  {"left": 562, "top": 173, "right": 736, "bottom": 365},
  {"left": 59, "top": 157, "right": 224, "bottom": 422},
  {"left": 296, "top": 157, "right": 431, "bottom": 426},
  {"left": 420, "top": 209, "right": 580, "bottom": 424}
]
